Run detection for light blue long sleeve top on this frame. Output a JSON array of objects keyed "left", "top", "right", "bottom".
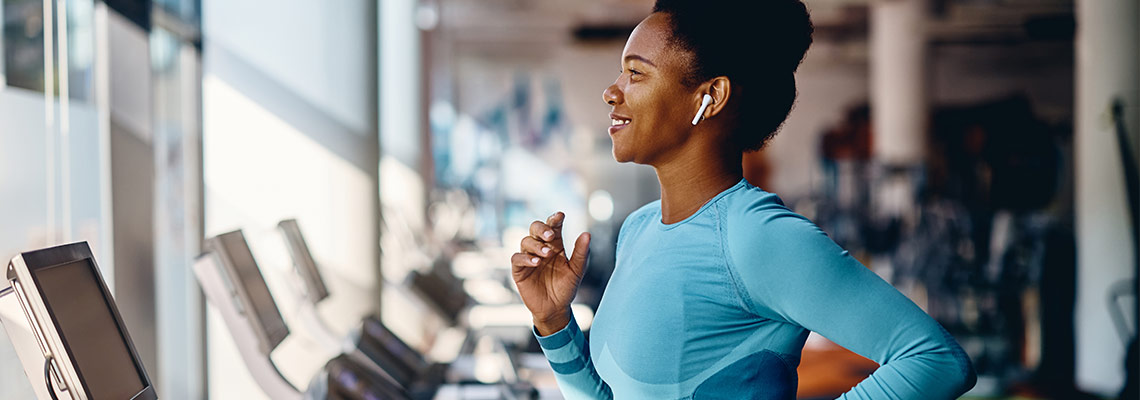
[{"left": 536, "top": 179, "right": 976, "bottom": 399}]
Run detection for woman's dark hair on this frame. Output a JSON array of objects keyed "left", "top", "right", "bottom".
[{"left": 653, "top": 0, "right": 813, "bottom": 152}]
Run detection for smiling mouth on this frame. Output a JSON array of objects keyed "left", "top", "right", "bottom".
[{"left": 611, "top": 118, "right": 630, "bottom": 127}]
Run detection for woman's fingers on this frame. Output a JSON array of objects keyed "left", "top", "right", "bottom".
[
  {"left": 546, "top": 211, "right": 565, "bottom": 231},
  {"left": 529, "top": 212, "right": 566, "bottom": 250},
  {"left": 520, "top": 236, "right": 554, "bottom": 258},
  {"left": 511, "top": 252, "right": 541, "bottom": 268},
  {"left": 529, "top": 220, "right": 555, "bottom": 241},
  {"left": 541, "top": 212, "right": 566, "bottom": 249}
]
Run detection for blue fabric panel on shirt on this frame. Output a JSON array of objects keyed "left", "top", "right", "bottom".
[{"left": 693, "top": 350, "right": 797, "bottom": 400}]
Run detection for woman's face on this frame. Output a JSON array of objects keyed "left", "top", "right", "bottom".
[{"left": 603, "top": 13, "right": 704, "bottom": 165}]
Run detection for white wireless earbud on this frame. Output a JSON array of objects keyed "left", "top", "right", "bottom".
[{"left": 692, "top": 94, "right": 713, "bottom": 125}]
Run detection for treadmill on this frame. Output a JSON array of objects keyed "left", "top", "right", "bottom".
[
  {"left": 276, "top": 219, "right": 531, "bottom": 399},
  {"left": 0, "top": 242, "right": 157, "bottom": 400},
  {"left": 278, "top": 220, "right": 441, "bottom": 390},
  {"left": 195, "top": 230, "right": 409, "bottom": 400}
]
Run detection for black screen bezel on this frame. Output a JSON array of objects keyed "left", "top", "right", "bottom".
[
  {"left": 20, "top": 242, "right": 157, "bottom": 400},
  {"left": 208, "top": 230, "right": 290, "bottom": 353}
]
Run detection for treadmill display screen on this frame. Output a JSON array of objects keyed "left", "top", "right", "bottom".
[
  {"left": 33, "top": 259, "right": 146, "bottom": 399},
  {"left": 218, "top": 232, "right": 289, "bottom": 348}
]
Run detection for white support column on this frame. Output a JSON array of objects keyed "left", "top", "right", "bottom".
[
  {"left": 154, "top": 32, "right": 206, "bottom": 400},
  {"left": 871, "top": 0, "right": 928, "bottom": 166},
  {"left": 869, "top": 0, "right": 928, "bottom": 233},
  {"left": 1074, "top": 0, "right": 1139, "bottom": 395}
]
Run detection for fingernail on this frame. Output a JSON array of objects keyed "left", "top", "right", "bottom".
[
  {"left": 530, "top": 257, "right": 539, "bottom": 264},
  {"left": 541, "top": 247, "right": 550, "bottom": 255},
  {"left": 544, "top": 231, "right": 553, "bottom": 239}
]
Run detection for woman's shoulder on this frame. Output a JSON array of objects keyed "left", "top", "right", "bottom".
[
  {"left": 721, "top": 184, "right": 832, "bottom": 247},
  {"left": 722, "top": 182, "right": 797, "bottom": 222}
]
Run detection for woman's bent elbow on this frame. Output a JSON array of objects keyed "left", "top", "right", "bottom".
[{"left": 949, "top": 348, "right": 978, "bottom": 396}]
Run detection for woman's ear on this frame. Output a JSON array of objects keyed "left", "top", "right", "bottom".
[{"left": 702, "top": 77, "right": 732, "bottom": 120}]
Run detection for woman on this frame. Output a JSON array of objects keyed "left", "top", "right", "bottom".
[{"left": 510, "top": 0, "right": 977, "bottom": 398}]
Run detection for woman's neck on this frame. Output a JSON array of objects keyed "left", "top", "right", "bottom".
[{"left": 653, "top": 148, "right": 744, "bottom": 224}]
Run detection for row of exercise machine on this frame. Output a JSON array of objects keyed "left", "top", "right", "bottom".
[{"left": 1, "top": 219, "right": 545, "bottom": 399}]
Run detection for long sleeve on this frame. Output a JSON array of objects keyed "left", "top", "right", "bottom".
[
  {"left": 725, "top": 208, "right": 976, "bottom": 400},
  {"left": 534, "top": 313, "right": 613, "bottom": 400}
]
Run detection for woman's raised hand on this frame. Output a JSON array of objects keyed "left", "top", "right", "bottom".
[{"left": 511, "top": 212, "right": 591, "bottom": 336}]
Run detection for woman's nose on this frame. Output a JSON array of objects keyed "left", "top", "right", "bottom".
[{"left": 602, "top": 83, "right": 622, "bottom": 106}]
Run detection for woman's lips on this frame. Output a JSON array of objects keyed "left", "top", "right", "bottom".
[{"left": 609, "top": 116, "right": 631, "bottom": 135}]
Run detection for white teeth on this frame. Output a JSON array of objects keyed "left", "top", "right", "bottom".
[{"left": 611, "top": 119, "right": 630, "bottom": 126}]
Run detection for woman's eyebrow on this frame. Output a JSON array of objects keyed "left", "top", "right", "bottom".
[{"left": 623, "top": 54, "right": 657, "bottom": 68}]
